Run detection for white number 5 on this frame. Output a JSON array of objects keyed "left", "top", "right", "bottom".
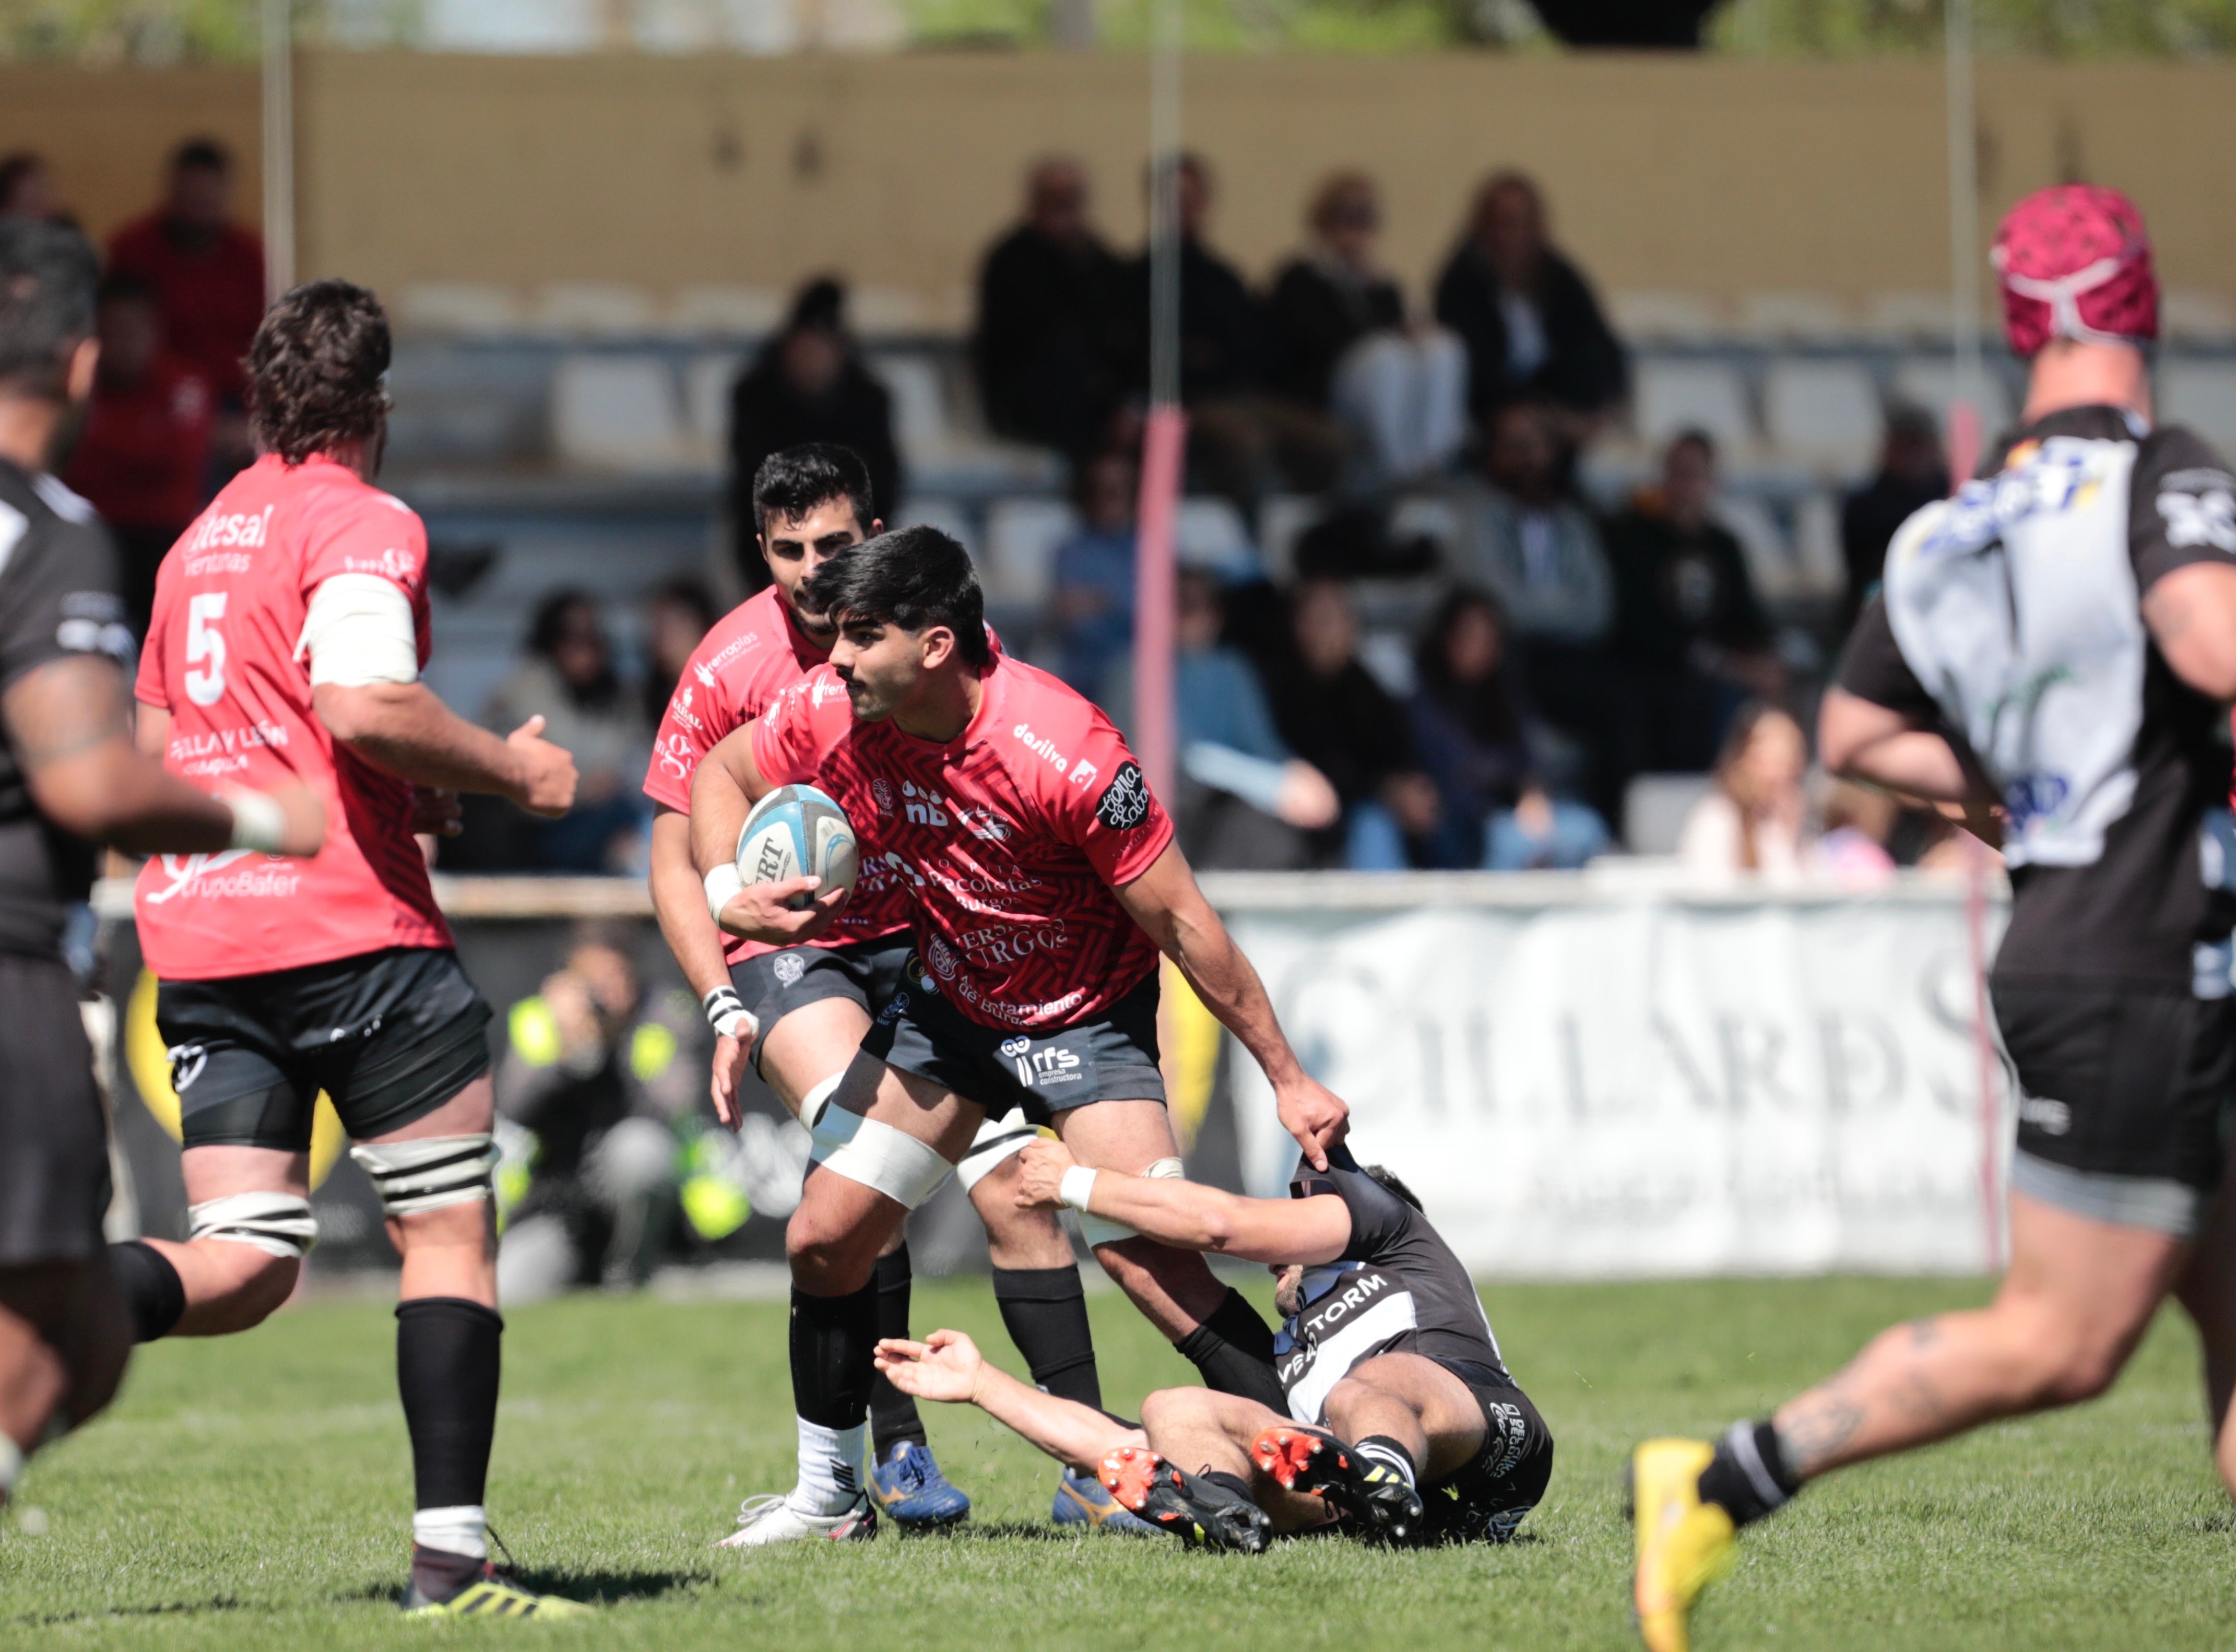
[{"left": 183, "top": 592, "right": 228, "bottom": 707}]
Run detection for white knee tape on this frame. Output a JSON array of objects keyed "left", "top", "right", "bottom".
[
  {"left": 1078, "top": 1156, "right": 1184, "bottom": 1248},
  {"left": 187, "top": 1191, "right": 318, "bottom": 1259},
  {"left": 796, "top": 1073, "right": 845, "bottom": 1133},
  {"left": 349, "top": 1134, "right": 499, "bottom": 1217},
  {"left": 955, "top": 1111, "right": 1039, "bottom": 1195},
  {"left": 810, "top": 1111, "right": 954, "bottom": 1210}
]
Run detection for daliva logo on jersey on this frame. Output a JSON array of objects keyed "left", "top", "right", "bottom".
[{"left": 1000, "top": 1035, "right": 1082, "bottom": 1089}]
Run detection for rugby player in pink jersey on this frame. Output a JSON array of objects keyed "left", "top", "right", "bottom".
[
  {"left": 643, "top": 445, "right": 1125, "bottom": 1532},
  {"left": 689, "top": 524, "right": 1351, "bottom": 1544}
]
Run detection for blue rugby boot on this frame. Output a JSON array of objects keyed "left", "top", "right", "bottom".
[{"left": 866, "top": 1439, "right": 972, "bottom": 1529}]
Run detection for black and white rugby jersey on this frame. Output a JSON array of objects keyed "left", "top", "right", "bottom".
[
  {"left": 1839, "top": 404, "right": 2236, "bottom": 985},
  {"left": 1271, "top": 1148, "right": 1506, "bottom": 1426}
]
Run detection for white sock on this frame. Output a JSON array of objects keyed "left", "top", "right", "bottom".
[
  {"left": 412, "top": 1503, "right": 488, "bottom": 1560},
  {"left": 787, "top": 1417, "right": 867, "bottom": 1515},
  {"left": 1354, "top": 1438, "right": 1418, "bottom": 1492},
  {"left": 0, "top": 1435, "right": 23, "bottom": 1503}
]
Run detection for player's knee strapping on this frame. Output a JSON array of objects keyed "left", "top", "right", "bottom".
[
  {"left": 809, "top": 1104, "right": 952, "bottom": 1210},
  {"left": 796, "top": 1072, "right": 845, "bottom": 1132},
  {"left": 1079, "top": 1155, "right": 1183, "bottom": 1247},
  {"left": 187, "top": 1191, "right": 318, "bottom": 1259},
  {"left": 955, "top": 1111, "right": 1038, "bottom": 1193},
  {"left": 349, "top": 1135, "right": 500, "bottom": 1217}
]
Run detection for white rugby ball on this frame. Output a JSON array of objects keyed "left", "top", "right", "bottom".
[{"left": 737, "top": 784, "right": 859, "bottom": 911}]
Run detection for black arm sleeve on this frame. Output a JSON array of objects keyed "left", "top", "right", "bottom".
[
  {"left": 2131, "top": 424, "right": 2236, "bottom": 595},
  {"left": 0, "top": 512, "right": 130, "bottom": 691},
  {"left": 1833, "top": 595, "right": 1937, "bottom": 721}
]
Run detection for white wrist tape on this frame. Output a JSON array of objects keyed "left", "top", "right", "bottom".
[
  {"left": 702, "top": 984, "right": 758, "bottom": 1043},
  {"left": 222, "top": 788, "right": 287, "bottom": 855},
  {"left": 298, "top": 573, "right": 419, "bottom": 687},
  {"left": 188, "top": 1191, "right": 318, "bottom": 1259},
  {"left": 0, "top": 1433, "right": 25, "bottom": 1500},
  {"left": 349, "top": 1134, "right": 499, "bottom": 1216},
  {"left": 1079, "top": 1155, "right": 1185, "bottom": 1249},
  {"left": 704, "top": 863, "right": 745, "bottom": 924},
  {"left": 1058, "top": 1165, "right": 1098, "bottom": 1212},
  {"left": 809, "top": 1105, "right": 954, "bottom": 1210},
  {"left": 796, "top": 1071, "right": 845, "bottom": 1132},
  {"left": 955, "top": 1110, "right": 1038, "bottom": 1194}
]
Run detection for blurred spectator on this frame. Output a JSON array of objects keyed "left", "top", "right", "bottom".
[
  {"left": 728, "top": 278, "right": 900, "bottom": 585},
  {"left": 640, "top": 577, "right": 717, "bottom": 727},
  {"left": 1050, "top": 447, "right": 1138, "bottom": 697},
  {"left": 492, "top": 928, "right": 707, "bottom": 1304},
  {"left": 483, "top": 591, "right": 651, "bottom": 874},
  {"left": 1677, "top": 702, "right": 1811, "bottom": 883},
  {"left": 1409, "top": 588, "right": 1608, "bottom": 871},
  {"left": 1603, "top": 430, "right": 1782, "bottom": 775},
  {"left": 1264, "top": 577, "right": 1441, "bottom": 870},
  {"left": 58, "top": 272, "right": 213, "bottom": 635},
  {"left": 1811, "top": 779, "right": 1898, "bottom": 888},
  {"left": 0, "top": 152, "right": 68, "bottom": 225},
  {"left": 1434, "top": 171, "right": 1628, "bottom": 436},
  {"left": 1841, "top": 404, "right": 1947, "bottom": 628},
  {"left": 1265, "top": 172, "right": 1466, "bottom": 484},
  {"left": 975, "top": 157, "right": 1122, "bottom": 461},
  {"left": 106, "top": 138, "right": 263, "bottom": 471}
]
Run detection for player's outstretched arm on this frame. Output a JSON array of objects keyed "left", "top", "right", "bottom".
[
  {"left": 1115, "top": 840, "right": 1348, "bottom": 1169},
  {"left": 1818, "top": 688, "right": 2002, "bottom": 845},
  {"left": 312, "top": 682, "right": 577, "bottom": 818},
  {"left": 648, "top": 801, "right": 755, "bottom": 1122},
  {"left": 687, "top": 723, "right": 843, "bottom": 947},
  {"left": 6, "top": 657, "right": 323, "bottom": 856},
  {"left": 1012, "top": 1138, "right": 1352, "bottom": 1266},
  {"left": 875, "top": 1330, "right": 1142, "bottom": 1474}
]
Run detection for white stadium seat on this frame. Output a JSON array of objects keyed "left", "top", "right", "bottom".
[
  {"left": 893, "top": 497, "right": 976, "bottom": 556},
  {"left": 535, "top": 282, "right": 658, "bottom": 337},
  {"left": 850, "top": 286, "right": 930, "bottom": 336},
  {"left": 866, "top": 352, "right": 951, "bottom": 467},
  {"left": 2160, "top": 362, "right": 2236, "bottom": 458},
  {"left": 668, "top": 285, "right": 787, "bottom": 336},
  {"left": 1174, "top": 497, "right": 1257, "bottom": 576},
  {"left": 1735, "top": 290, "right": 1852, "bottom": 344},
  {"left": 1761, "top": 360, "right": 1881, "bottom": 475},
  {"left": 396, "top": 281, "right": 521, "bottom": 337},
  {"left": 1713, "top": 493, "right": 1801, "bottom": 604},
  {"left": 982, "top": 498, "right": 1078, "bottom": 608},
  {"left": 1624, "top": 773, "right": 1715, "bottom": 856},
  {"left": 1258, "top": 494, "right": 1324, "bottom": 581},
  {"left": 1605, "top": 290, "right": 1725, "bottom": 345},
  {"left": 1632, "top": 361, "right": 1756, "bottom": 453},
  {"left": 1791, "top": 490, "right": 1848, "bottom": 601},
  {"left": 2162, "top": 289, "right": 2236, "bottom": 346},
  {"left": 681, "top": 352, "right": 745, "bottom": 467},
  {"left": 550, "top": 355, "right": 688, "bottom": 472},
  {"left": 1864, "top": 290, "right": 1954, "bottom": 343},
  {"left": 1891, "top": 359, "right": 2016, "bottom": 446}
]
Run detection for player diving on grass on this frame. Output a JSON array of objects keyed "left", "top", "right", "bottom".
[
  {"left": 688, "top": 523, "right": 1352, "bottom": 1544},
  {"left": 0, "top": 219, "right": 325, "bottom": 1516},
  {"left": 1632, "top": 185, "right": 2236, "bottom": 1651},
  {"left": 643, "top": 444, "right": 1136, "bottom": 1532},
  {"left": 876, "top": 1136, "right": 1554, "bottom": 1550},
  {"left": 104, "top": 280, "right": 587, "bottom": 1619}
]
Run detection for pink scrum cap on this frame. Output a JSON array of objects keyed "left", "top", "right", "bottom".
[{"left": 1991, "top": 184, "right": 2158, "bottom": 357}]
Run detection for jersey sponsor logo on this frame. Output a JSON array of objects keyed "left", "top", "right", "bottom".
[
  {"left": 2158, "top": 485, "right": 2236, "bottom": 552},
  {"left": 655, "top": 732, "right": 695, "bottom": 782},
  {"left": 955, "top": 802, "right": 1014, "bottom": 843},
  {"left": 872, "top": 777, "right": 895, "bottom": 816},
  {"left": 901, "top": 781, "right": 950, "bottom": 828},
  {"left": 693, "top": 658, "right": 718, "bottom": 687},
  {"left": 1001, "top": 1036, "right": 1083, "bottom": 1089},
  {"left": 812, "top": 675, "right": 849, "bottom": 707},
  {"left": 185, "top": 503, "right": 275, "bottom": 552},
  {"left": 1481, "top": 1400, "right": 1530, "bottom": 1479},
  {"left": 183, "top": 549, "right": 253, "bottom": 576},
  {"left": 667, "top": 686, "right": 705, "bottom": 732},
  {"left": 341, "top": 547, "right": 419, "bottom": 587},
  {"left": 1095, "top": 762, "right": 1151, "bottom": 830},
  {"left": 1916, "top": 437, "right": 2105, "bottom": 562},
  {"left": 168, "top": 719, "right": 292, "bottom": 780},
  {"left": 1011, "top": 721, "right": 1069, "bottom": 773},
  {"left": 773, "top": 952, "right": 807, "bottom": 986},
  {"left": 167, "top": 1042, "right": 209, "bottom": 1091},
  {"left": 140, "top": 848, "right": 300, "bottom": 905},
  {"left": 54, "top": 592, "right": 135, "bottom": 666},
  {"left": 699, "top": 629, "right": 765, "bottom": 677},
  {"left": 927, "top": 936, "right": 959, "bottom": 978},
  {"left": 1069, "top": 756, "right": 1099, "bottom": 788},
  {"left": 2017, "top": 1093, "right": 2073, "bottom": 1135}
]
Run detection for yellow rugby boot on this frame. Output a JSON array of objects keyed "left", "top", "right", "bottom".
[{"left": 1630, "top": 1438, "right": 1737, "bottom": 1652}]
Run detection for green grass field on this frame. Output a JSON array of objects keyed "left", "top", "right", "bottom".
[{"left": 5, "top": 1273, "right": 2233, "bottom": 1650}]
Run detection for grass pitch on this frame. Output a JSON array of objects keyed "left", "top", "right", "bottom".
[{"left": 4, "top": 1272, "right": 2233, "bottom": 1650}]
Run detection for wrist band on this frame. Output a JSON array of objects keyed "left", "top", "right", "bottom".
[
  {"left": 701, "top": 984, "right": 756, "bottom": 1043},
  {"left": 703, "top": 863, "right": 744, "bottom": 923},
  {"left": 223, "top": 789, "right": 287, "bottom": 855},
  {"left": 1058, "top": 1165, "right": 1098, "bottom": 1213}
]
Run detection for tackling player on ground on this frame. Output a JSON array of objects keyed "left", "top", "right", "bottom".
[
  {"left": 0, "top": 220, "right": 324, "bottom": 1515},
  {"left": 644, "top": 445, "right": 1130, "bottom": 1532},
  {"left": 877, "top": 1137, "right": 1553, "bottom": 1551},
  {"left": 690, "top": 525, "right": 1352, "bottom": 1543},
  {"left": 1632, "top": 186, "right": 2236, "bottom": 1650},
  {"left": 105, "top": 280, "right": 585, "bottom": 1619}
]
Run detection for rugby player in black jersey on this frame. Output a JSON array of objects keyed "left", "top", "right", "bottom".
[
  {"left": 874, "top": 1137, "right": 1553, "bottom": 1551},
  {"left": 1632, "top": 185, "right": 2236, "bottom": 1650}
]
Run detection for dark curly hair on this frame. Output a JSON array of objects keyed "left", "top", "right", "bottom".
[{"left": 247, "top": 279, "right": 391, "bottom": 465}]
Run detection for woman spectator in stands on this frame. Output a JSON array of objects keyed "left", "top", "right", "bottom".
[
  {"left": 1677, "top": 702, "right": 1813, "bottom": 884},
  {"left": 1434, "top": 171, "right": 1628, "bottom": 439},
  {"left": 1409, "top": 588, "right": 1608, "bottom": 871},
  {"left": 640, "top": 577, "right": 717, "bottom": 729},
  {"left": 484, "top": 591, "right": 652, "bottom": 874},
  {"left": 1266, "top": 172, "right": 1466, "bottom": 486}
]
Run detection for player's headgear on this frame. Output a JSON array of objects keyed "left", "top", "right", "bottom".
[
  {"left": 806, "top": 524, "right": 992, "bottom": 668},
  {"left": 247, "top": 278, "right": 392, "bottom": 464},
  {"left": 1991, "top": 184, "right": 2158, "bottom": 358},
  {"left": 0, "top": 217, "right": 98, "bottom": 398}
]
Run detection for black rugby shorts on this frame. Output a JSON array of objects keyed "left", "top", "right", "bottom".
[
  {"left": 729, "top": 933, "right": 914, "bottom": 1078},
  {"left": 0, "top": 954, "right": 111, "bottom": 1266},
  {"left": 1421, "top": 1358, "right": 1555, "bottom": 1545}
]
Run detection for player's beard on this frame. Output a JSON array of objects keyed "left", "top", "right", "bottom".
[{"left": 789, "top": 592, "right": 839, "bottom": 644}]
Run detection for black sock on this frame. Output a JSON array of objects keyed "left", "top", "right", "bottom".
[
  {"left": 1174, "top": 1288, "right": 1288, "bottom": 1414},
  {"left": 1695, "top": 1419, "right": 1802, "bottom": 1528},
  {"left": 868, "top": 1247, "right": 928, "bottom": 1458},
  {"left": 109, "top": 1241, "right": 185, "bottom": 1343},
  {"left": 1355, "top": 1434, "right": 1419, "bottom": 1491},
  {"left": 395, "top": 1297, "right": 503, "bottom": 1512},
  {"left": 1202, "top": 1469, "right": 1257, "bottom": 1504},
  {"left": 992, "top": 1264, "right": 1103, "bottom": 1410},
  {"left": 790, "top": 1280, "right": 879, "bottom": 1430}
]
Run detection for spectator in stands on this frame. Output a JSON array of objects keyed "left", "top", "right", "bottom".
[
  {"left": 1840, "top": 404, "right": 1947, "bottom": 629},
  {"left": 0, "top": 152, "right": 68, "bottom": 225},
  {"left": 728, "top": 278, "right": 900, "bottom": 585},
  {"left": 1049, "top": 447, "right": 1139, "bottom": 699},
  {"left": 1810, "top": 778, "right": 1898, "bottom": 889},
  {"left": 1265, "top": 172, "right": 1466, "bottom": 485},
  {"left": 1434, "top": 171, "right": 1627, "bottom": 437},
  {"left": 1409, "top": 588, "right": 1608, "bottom": 871},
  {"left": 975, "top": 157, "right": 1122, "bottom": 461},
  {"left": 58, "top": 272, "right": 214, "bottom": 635},
  {"left": 1676, "top": 702, "right": 1812, "bottom": 884},
  {"left": 1603, "top": 429, "right": 1782, "bottom": 775},
  {"left": 640, "top": 577, "right": 717, "bottom": 728},
  {"left": 1264, "top": 577, "right": 1441, "bottom": 870},
  {"left": 484, "top": 591, "right": 652, "bottom": 874},
  {"left": 106, "top": 138, "right": 264, "bottom": 474}
]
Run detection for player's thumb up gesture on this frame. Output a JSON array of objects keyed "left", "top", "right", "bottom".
[{"left": 504, "top": 714, "right": 579, "bottom": 818}]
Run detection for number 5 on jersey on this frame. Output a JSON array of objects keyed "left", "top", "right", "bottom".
[{"left": 184, "top": 592, "right": 228, "bottom": 707}]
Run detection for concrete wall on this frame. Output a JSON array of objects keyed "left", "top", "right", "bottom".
[{"left": 10, "top": 53, "right": 2236, "bottom": 315}]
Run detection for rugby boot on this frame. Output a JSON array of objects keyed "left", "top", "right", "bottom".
[
  {"left": 1096, "top": 1446, "right": 1270, "bottom": 1554},
  {"left": 1050, "top": 1466, "right": 1161, "bottom": 1535},
  {"left": 1629, "top": 1438, "right": 1737, "bottom": 1652},
  {"left": 400, "top": 1558, "right": 586, "bottom": 1620},
  {"left": 1250, "top": 1424, "right": 1424, "bottom": 1541},
  {"left": 714, "top": 1492, "right": 878, "bottom": 1549},
  {"left": 866, "top": 1440, "right": 972, "bottom": 1530}
]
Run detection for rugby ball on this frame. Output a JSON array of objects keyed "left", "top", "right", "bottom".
[{"left": 737, "top": 784, "right": 859, "bottom": 911}]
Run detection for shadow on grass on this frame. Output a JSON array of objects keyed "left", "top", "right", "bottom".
[
  {"left": 340, "top": 1570, "right": 711, "bottom": 1608},
  {"left": 10, "top": 1595, "right": 244, "bottom": 1626}
]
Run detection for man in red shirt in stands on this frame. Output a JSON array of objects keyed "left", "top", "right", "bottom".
[
  {"left": 106, "top": 139, "right": 263, "bottom": 473},
  {"left": 59, "top": 272, "right": 212, "bottom": 633}
]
